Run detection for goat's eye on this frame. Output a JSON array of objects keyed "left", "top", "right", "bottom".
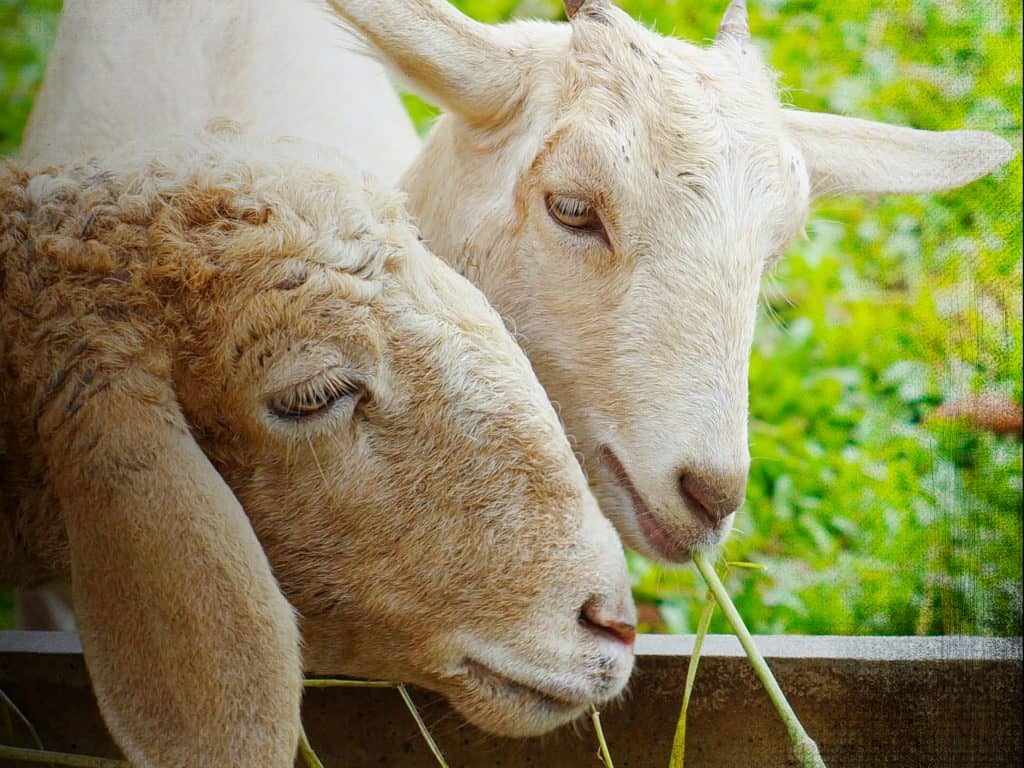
[
  {"left": 269, "top": 376, "right": 363, "bottom": 422},
  {"left": 546, "top": 194, "right": 603, "bottom": 234}
]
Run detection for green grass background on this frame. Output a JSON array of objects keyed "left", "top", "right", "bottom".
[{"left": 1, "top": 0, "right": 1021, "bottom": 636}]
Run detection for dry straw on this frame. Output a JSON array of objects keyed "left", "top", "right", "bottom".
[{"left": 299, "top": 678, "right": 451, "bottom": 768}]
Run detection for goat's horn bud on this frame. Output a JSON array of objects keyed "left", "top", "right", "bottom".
[
  {"left": 564, "top": 0, "right": 612, "bottom": 22},
  {"left": 716, "top": 0, "right": 750, "bottom": 44}
]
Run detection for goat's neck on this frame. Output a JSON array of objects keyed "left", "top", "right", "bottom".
[{"left": 402, "top": 115, "right": 540, "bottom": 318}]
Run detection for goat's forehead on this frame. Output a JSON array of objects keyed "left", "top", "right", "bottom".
[
  {"left": 558, "top": 19, "right": 783, "bottom": 149},
  {"left": 535, "top": 28, "right": 804, "bottom": 216},
  {"left": 524, "top": 26, "right": 810, "bottom": 263}
]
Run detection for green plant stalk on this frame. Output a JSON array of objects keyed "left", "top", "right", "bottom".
[
  {"left": 692, "top": 550, "right": 827, "bottom": 768},
  {"left": 588, "top": 704, "right": 615, "bottom": 768},
  {"left": 0, "top": 745, "right": 129, "bottom": 767},
  {"left": 299, "top": 678, "right": 401, "bottom": 767},
  {"left": 397, "top": 684, "right": 450, "bottom": 768},
  {"left": 302, "top": 678, "right": 450, "bottom": 765},
  {"left": 297, "top": 725, "right": 325, "bottom": 768},
  {"left": 668, "top": 573, "right": 719, "bottom": 768}
]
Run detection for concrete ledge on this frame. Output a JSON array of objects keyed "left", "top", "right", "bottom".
[
  {"left": 636, "top": 632, "right": 1024, "bottom": 660},
  {"left": 1, "top": 632, "right": 1021, "bottom": 767}
]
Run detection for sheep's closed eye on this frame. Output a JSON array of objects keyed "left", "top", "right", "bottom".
[
  {"left": 269, "top": 373, "right": 364, "bottom": 422},
  {"left": 546, "top": 193, "right": 605, "bottom": 237}
]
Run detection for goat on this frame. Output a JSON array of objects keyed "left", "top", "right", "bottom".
[
  {"left": 324, "top": 0, "right": 1016, "bottom": 560},
  {"left": 1, "top": 126, "right": 636, "bottom": 766},
  {"left": 20, "top": 0, "right": 1015, "bottom": 563}
]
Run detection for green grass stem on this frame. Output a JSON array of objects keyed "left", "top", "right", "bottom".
[
  {"left": 297, "top": 725, "right": 326, "bottom": 768},
  {"left": 692, "top": 550, "right": 826, "bottom": 768},
  {"left": 0, "top": 687, "right": 46, "bottom": 753},
  {"left": 668, "top": 567, "right": 720, "bottom": 768},
  {"left": 303, "top": 679, "right": 398, "bottom": 689}
]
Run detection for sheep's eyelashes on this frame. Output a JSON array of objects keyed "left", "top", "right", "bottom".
[
  {"left": 269, "top": 378, "right": 363, "bottom": 422},
  {"left": 545, "top": 194, "right": 604, "bottom": 235}
]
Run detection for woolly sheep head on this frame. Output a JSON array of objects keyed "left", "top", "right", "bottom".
[{"left": 0, "top": 129, "right": 635, "bottom": 765}]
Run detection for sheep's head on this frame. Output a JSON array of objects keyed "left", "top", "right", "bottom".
[
  {"left": 6, "top": 131, "right": 635, "bottom": 739},
  {"left": 327, "top": 0, "right": 1015, "bottom": 562}
]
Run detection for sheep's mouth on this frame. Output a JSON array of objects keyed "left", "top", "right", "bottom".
[
  {"left": 598, "top": 445, "right": 689, "bottom": 562},
  {"left": 462, "top": 659, "right": 587, "bottom": 714}
]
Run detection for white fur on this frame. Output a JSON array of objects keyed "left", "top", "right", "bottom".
[{"left": 19, "top": 0, "right": 420, "bottom": 185}]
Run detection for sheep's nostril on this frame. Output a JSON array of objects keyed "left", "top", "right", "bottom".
[
  {"left": 678, "top": 468, "right": 747, "bottom": 525},
  {"left": 579, "top": 598, "right": 636, "bottom": 647}
]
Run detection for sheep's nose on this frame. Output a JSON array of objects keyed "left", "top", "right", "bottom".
[
  {"left": 678, "top": 466, "right": 747, "bottom": 525},
  {"left": 579, "top": 597, "right": 636, "bottom": 647}
]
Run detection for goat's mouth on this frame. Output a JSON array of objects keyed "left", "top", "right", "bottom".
[{"left": 598, "top": 445, "right": 689, "bottom": 562}]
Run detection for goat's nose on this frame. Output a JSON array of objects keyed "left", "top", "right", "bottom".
[
  {"left": 579, "top": 597, "right": 636, "bottom": 647},
  {"left": 679, "top": 467, "right": 747, "bottom": 525}
]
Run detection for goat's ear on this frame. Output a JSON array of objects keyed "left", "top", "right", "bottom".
[
  {"left": 782, "top": 109, "right": 1015, "bottom": 198},
  {"left": 565, "top": 0, "right": 613, "bottom": 23},
  {"left": 324, "top": 0, "right": 521, "bottom": 123},
  {"left": 47, "top": 374, "right": 302, "bottom": 767}
]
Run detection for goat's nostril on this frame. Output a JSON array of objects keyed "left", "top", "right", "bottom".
[
  {"left": 678, "top": 469, "right": 746, "bottom": 525},
  {"left": 580, "top": 598, "right": 636, "bottom": 647}
]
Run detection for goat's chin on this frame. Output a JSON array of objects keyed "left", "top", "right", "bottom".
[{"left": 591, "top": 475, "right": 731, "bottom": 564}]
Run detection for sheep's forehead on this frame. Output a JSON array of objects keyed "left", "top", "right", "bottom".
[
  {"left": 228, "top": 233, "right": 529, "bottom": 384},
  {"left": 257, "top": 170, "right": 411, "bottom": 283}
]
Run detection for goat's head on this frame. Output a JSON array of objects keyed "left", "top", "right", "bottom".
[
  {"left": 3, "top": 130, "right": 635, "bottom": 749},
  {"left": 327, "top": 0, "right": 1014, "bottom": 562}
]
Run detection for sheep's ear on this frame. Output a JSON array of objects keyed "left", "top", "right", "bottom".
[
  {"left": 782, "top": 109, "right": 1016, "bottom": 198},
  {"left": 47, "top": 376, "right": 302, "bottom": 767},
  {"left": 324, "top": 0, "right": 521, "bottom": 123}
]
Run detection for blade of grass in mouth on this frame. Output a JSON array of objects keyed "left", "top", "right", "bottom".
[{"left": 691, "top": 550, "right": 827, "bottom": 768}]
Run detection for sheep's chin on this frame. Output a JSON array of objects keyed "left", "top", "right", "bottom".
[
  {"left": 434, "top": 641, "right": 633, "bottom": 737},
  {"left": 444, "top": 666, "right": 592, "bottom": 737}
]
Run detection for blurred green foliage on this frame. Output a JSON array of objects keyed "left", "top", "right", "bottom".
[
  {"left": 0, "top": 0, "right": 59, "bottom": 154},
  {"left": 1, "top": 0, "right": 1020, "bottom": 636}
]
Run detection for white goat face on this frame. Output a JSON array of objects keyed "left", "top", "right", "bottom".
[
  {"left": 328, "top": 0, "right": 1013, "bottom": 562},
  {"left": 499, "top": 21, "right": 811, "bottom": 561}
]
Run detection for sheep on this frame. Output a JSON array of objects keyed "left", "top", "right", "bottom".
[
  {"left": 0, "top": 126, "right": 637, "bottom": 767},
  {"left": 15, "top": 0, "right": 424, "bottom": 633},
  {"left": 21, "top": 1, "right": 1015, "bottom": 564}
]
